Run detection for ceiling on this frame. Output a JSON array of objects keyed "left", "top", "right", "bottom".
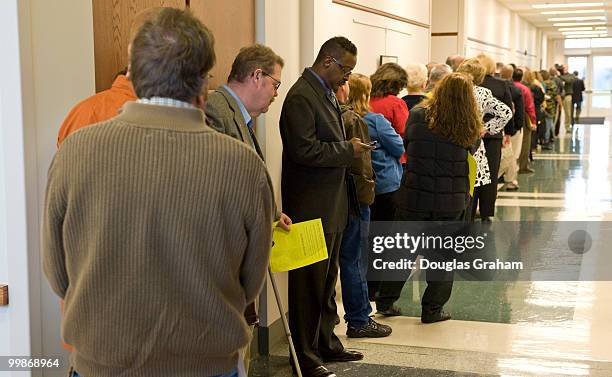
[{"left": 497, "top": 0, "right": 612, "bottom": 39}]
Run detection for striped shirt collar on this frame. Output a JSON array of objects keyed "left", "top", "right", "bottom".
[{"left": 137, "top": 97, "right": 197, "bottom": 110}]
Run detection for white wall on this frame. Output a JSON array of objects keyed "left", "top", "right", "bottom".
[
  {"left": 307, "top": 0, "right": 431, "bottom": 76},
  {"left": 464, "top": 0, "right": 539, "bottom": 67},
  {"left": 0, "top": 0, "right": 95, "bottom": 375}
]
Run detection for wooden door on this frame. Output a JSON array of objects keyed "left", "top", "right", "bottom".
[
  {"left": 92, "top": 0, "right": 255, "bottom": 93},
  {"left": 92, "top": 0, "right": 185, "bottom": 92},
  {"left": 189, "top": 0, "right": 255, "bottom": 90}
]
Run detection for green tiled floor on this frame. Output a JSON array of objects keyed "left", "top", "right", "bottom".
[{"left": 392, "top": 124, "right": 612, "bottom": 324}]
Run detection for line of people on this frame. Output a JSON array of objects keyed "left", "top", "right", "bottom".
[{"left": 42, "top": 7, "right": 587, "bottom": 377}]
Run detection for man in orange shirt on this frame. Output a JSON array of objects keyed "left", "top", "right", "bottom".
[{"left": 56, "top": 70, "right": 136, "bottom": 146}]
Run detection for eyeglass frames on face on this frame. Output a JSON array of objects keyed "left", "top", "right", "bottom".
[
  {"left": 262, "top": 71, "right": 281, "bottom": 90},
  {"left": 330, "top": 56, "right": 353, "bottom": 76}
]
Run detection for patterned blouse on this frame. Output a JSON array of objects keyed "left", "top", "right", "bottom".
[{"left": 473, "top": 86, "right": 513, "bottom": 187}]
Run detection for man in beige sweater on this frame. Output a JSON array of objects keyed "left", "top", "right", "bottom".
[{"left": 43, "top": 8, "right": 274, "bottom": 377}]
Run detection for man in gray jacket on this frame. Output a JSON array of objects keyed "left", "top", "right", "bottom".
[{"left": 205, "top": 43, "right": 291, "bottom": 375}]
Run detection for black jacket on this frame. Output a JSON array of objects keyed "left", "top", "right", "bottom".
[
  {"left": 394, "top": 107, "right": 470, "bottom": 213},
  {"left": 506, "top": 81, "right": 524, "bottom": 135},
  {"left": 280, "top": 69, "right": 354, "bottom": 233},
  {"left": 481, "top": 75, "right": 514, "bottom": 139}
]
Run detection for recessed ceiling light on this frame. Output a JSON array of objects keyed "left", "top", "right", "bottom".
[
  {"left": 563, "top": 30, "right": 607, "bottom": 34},
  {"left": 559, "top": 27, "right": 594, "bottom": 31},
  {"left": 542, "top": 9, "right": 605, "bottom": 15},
  {"left": 595, "top": 26, "right": 608, "bottom": 30},
  {"left": 565, "top": 34, "right": 605, "bottom": 38},
  {"left": 548, "top": 16, "right": 606, "bottom": 21},
  {"left": 553, "top": 21, "right": 606, "bottom": 26},
  {"left": 533, "top": 2, "right": 604, "bottom": 9}
]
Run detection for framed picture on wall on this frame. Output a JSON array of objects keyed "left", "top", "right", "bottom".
[{"left": 380, "top": 55, "right": 398, "bottom": 66}]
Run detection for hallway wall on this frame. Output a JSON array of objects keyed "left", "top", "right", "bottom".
[{"left": 465, "top": 0, "right": 539, "bottom": 67}]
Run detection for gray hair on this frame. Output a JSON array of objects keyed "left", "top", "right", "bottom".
[{"left": 405, "top": 63, "right": 428, "bottom": 91}]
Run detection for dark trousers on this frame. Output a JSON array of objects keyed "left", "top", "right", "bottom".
[
  {"left": 368, "top": 191, "right": 397, "bottom": 299},
  {"left": 375, "top": 208, "right": 461, "bottom": 315},
  {"left": 470, "top": 138, "right": 502, "bottom": 220},
  {"left": 554, "top": 105, "right": 561, "bottom": 136},
  {"left": 289, "top": 232, "right": 344, "bottom": 369}
]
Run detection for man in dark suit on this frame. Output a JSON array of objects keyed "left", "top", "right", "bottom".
[
  {"left": 280, "top": 37, "right": 373, "bottom": 377},
  {"left": 205, "top": 44, "right": 292, "bottom": 375},
  {"left": 572, "top": 71, "right": 586, "bottom": 124}
]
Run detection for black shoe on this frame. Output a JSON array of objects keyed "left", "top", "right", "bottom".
[
  {"left": 421, "top": 311, "right": 451, "bottom": 324},
  {"left": 346, "top": 318, "right": 392, "bottom": 338},
  {"left": 322, "top": 350, "right": 364, "bottom": 363},
  {"left": 376, "top": 305, "right": 402, "bottom": 317},
  {"left": 542, "top": 144, "right": 553, "bottom": 150},
  {"left": 297, "top": 365, "right": 337, "bottom": 377},
  {"left": 504, "top": 182, "right": 519, "bottom": 191},
  {"left": 481, "top": 216, "right": 492, "bottom": 223},
  {"left": 518, "top": 167, "right": 535, "bottom": 174}
]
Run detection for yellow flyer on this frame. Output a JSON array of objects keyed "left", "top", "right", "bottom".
[
  {"left": 468, "top": 152, "right": 477, "bottom": 196},
  {"left": 270, "top": 219, "right": 328, "bottom": 272}
]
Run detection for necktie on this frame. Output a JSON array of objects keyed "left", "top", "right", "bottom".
[{"left": 247, "top": 121, "right": 264, "bottom": 160}]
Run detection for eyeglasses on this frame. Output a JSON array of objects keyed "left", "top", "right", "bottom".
[
  {"left": 262, "top": 71, "right": 282, "bottom": 90},
  {"left": 330, "top": 56, "right": 353, "bottom": 76}
]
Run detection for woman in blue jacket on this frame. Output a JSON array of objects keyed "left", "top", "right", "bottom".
[{"left": 347, "top": 73, "right": 404, "bottom": 300}]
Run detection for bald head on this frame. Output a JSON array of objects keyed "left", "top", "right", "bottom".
[
  {"left": 500, "top": 64, "right": 514, "bottom": 80},
  {"left": 445, "top": 55, "right": 465, "bottom": 71}
]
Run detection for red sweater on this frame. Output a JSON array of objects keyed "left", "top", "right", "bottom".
[{"left": 370, "top": 95, "right": 409, "bottom": 163}]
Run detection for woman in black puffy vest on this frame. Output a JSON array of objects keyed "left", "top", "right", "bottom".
[{"left": 375, "top": 72, "right": 482, "bottom": 323}]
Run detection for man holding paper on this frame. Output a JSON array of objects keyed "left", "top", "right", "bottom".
[{"left": 280, "top": 36, "right": 373, "bottom": 377}]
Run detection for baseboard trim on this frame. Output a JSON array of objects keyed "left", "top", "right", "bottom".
[{"left": 256, "top": 313, "right": 289, "bottom": 356}]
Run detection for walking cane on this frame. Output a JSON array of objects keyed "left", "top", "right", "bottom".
[{"left": 268, "top": 267, "right": 302, "bottom": 377}]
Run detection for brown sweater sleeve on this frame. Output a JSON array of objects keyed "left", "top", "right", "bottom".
[
  {"left": 241, "top": 168, "right": 275, "bottom": 304},
  {"left": 43, "top": 153, "right": 69, "bottom": 298}
]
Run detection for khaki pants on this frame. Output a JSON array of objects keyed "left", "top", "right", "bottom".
[
  {"left": 563, "top": 95, "right": 573, "bottom": 129},
  {"left": 238, "top": 325, "right": 255, "bottom": 377},
  {"left": 499, "top": 131, "right": 523, "bottom": 184},
  {"left": 518, "top": 122, "right": 532, "bottom": 171}
]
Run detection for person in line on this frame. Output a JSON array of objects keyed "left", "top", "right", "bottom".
[
  {"left": 523, "top": 69, "right": 545, "bottom": 158},
  {"left": 513, "top": 68, "right": 537, "bottom": 174},
  {"left": 475, "top": 54, "right": 514, "bottom": 221},
  {"left": 540, "top": 70, "right": 558, "bottom": 150},
  {"left": 402, "top": 63, "right": 428, "bottom": 110},
  {"left": 559, "top": 64, "right": 576, "bottom": 131},
  {"left": 347, "top": 73, "right": 404, "bottom": 311},
  {"left": 456, "top": 58, "right": 511, "bottom": 222},
  {"left": 280, "top": 36, "right": 373, "bottom": 377},
  {"left": 335, "top": 79, "right": 392, "bottom": 338},
  {"left": 445, "top": 55, "right": 465, "bottom": 71},
  {"left": 377, "top": 72, "right": 482, "bottom": 322},
  {"left": 44, "top": 8, "right": 275, "bottom": 377},
  {"left": 369, "top": 63, "right": 409, "bottom": 165},
  {"left": 572, "top": 71, "right": 586, "bottom": 125},
  {"left": 550, "top": 66, "right": 564, "bottom": 138},
  {"left": 425, "top": 64, "right": 453, "bottom": 95},
  {"left": 498, "top": 65, "right": 525, "bottom": 191},
  {"left": 204, "top": 43, "right": 292, "bottom": 376}
]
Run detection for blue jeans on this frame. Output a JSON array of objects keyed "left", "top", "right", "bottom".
[
  {"left": 72, "top": 368, "right": 238, "bottom": 377},
  {"left": 339, "top": 204, "right": 372, "bottom": 328},
  {"left": 543, "top": 116, "right": 553, "bottom": 144}
]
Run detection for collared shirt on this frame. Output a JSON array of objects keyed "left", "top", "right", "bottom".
[
  {"left": 308, "top": 68, "right": 331, "bottom": 93},
  {"left": 221, "top": 85, "right": 259, "bottom": 151},
  {"left": 222, "top": 84, "right": 252, "bottom": 127},
  {"left": 137, "top": 97, "right": 197, "bottom": 109}
]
